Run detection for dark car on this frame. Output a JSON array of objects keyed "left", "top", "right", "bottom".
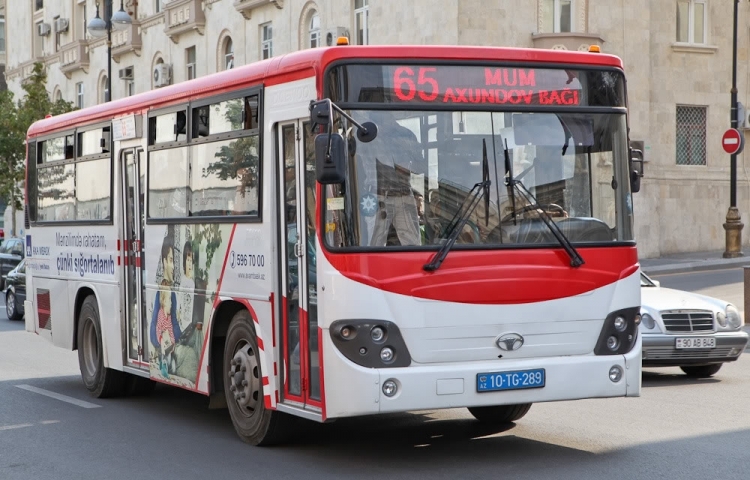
[
  {"left": 5, "top": 259, "right": 26, "bottom": 320},
  {"left": 0, "top": 238, "right": 24, "bottom": 290}
]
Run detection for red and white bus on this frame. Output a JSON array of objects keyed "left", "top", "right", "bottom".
[{"left": 23, "top": 42, "right": 644, "bottom": 445}]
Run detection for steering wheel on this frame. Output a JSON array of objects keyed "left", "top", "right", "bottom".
[{"left": 501, "top": 203, "right": 566, "bottom": 223}]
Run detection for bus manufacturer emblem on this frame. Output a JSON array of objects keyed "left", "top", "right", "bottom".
[{"left": 496, "top": 333, "right": 524, "bottom": 351}]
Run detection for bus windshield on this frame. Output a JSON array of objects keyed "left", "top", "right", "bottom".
[{"left": 323, "top": 108, "right": 634, "bottom": 249}]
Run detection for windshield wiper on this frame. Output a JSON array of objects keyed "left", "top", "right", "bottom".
[
  {"left": 507, "top": 179, "right": 585, "bottom": 268},
  {"left": 424, "top": 140, "right": 491, "bottom": 272}
]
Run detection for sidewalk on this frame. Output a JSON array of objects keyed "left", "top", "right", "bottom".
[{"left": 640, "top": 249, "right": 750, "bottom": 275}]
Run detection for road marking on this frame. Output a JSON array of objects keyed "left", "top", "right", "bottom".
[
  {"left": 39, "top": 420, "right": 60, "bottom": 425},
  {"left": 15, "top": 385, "right": 101, "bottom": 409},
  {"left": 0, "top": 423, "right": 33, "bottom": 431}
]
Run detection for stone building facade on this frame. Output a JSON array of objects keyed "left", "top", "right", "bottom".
[{"left": 4, "top": 0, "right": 750, "bottom": 258}]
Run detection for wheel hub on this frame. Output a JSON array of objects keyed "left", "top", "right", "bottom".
[{"left": 227, "top": 344, "right": 260, "bottom": 416}]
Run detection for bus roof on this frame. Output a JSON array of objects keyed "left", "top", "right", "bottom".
[{"left": 27, "top": 44, "right": 623, "bottom": 138}]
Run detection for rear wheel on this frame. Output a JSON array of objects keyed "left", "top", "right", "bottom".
[
  {"left": 77, "top": 296, "right": 126, "bottom": 398},
  {"left": 6, "top": 290, "right": 21, "bottom": 320},
  {"left": 224, "top": 309, "right": 291, "bottom": 446},
  {"left": 680, "top": 364, "right": 722, "bottom": 378},
  {"left": 467, "top": 403, "right": 532, "bottom": 423}
]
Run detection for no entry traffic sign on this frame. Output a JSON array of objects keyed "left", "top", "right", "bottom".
[{"left": 722, "top": 128, "right": 744, "bottom": 155}]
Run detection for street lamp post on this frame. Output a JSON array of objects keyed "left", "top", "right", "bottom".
[
  {"left": 87, "top": 0, "right": 133, "bottom": 103},
  {"left": 724, "top": 0, "right": 744, "bottom": 258}
]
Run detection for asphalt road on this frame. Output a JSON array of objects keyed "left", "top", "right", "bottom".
[{"left": 2, "top": 270, "right": 750, "bottom": 480}]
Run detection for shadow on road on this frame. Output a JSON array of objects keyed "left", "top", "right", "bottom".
[{"left": 641, "top": 369, "right": 721, "bottom": 388}]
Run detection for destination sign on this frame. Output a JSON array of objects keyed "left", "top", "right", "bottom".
[{"left": 327, "top": 64, "right": 625, "bottom": 108}]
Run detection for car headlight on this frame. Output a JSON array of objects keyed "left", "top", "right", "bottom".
[
  {"left": 726, "top": 304, "right": 742, "bottom": 329},
  {"left": 641, "top": 313, "right": 656, "bottom": 330}
]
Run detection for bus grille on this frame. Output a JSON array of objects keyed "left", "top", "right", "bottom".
[{"left": 661, "top": 310, "right": 715, "bottom": 333}]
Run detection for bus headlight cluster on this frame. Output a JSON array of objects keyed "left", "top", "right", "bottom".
[
  {"left": 594, "top": 307, "right": 641, "bottom": 356},
  {"left": 330, "top": 320, "right": 412, "bottom": 368}
]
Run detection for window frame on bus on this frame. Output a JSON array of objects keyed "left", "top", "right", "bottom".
[
  {"left": 30, "top": 121, "right": 115, "bottom": 226},
  {"left": 145, "top": 85, "right": 264, "bottom": 225}
]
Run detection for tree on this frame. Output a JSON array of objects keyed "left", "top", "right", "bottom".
[{"left": 0, "top": 62, "right": 76, "bottom": 236}]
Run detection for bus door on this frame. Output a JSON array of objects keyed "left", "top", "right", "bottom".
[
  {"left": 122, "top": 148, "right": 148, "bottom": 368},
  {"left": 278, "top": 120, "right": 321, "bottom": 409}
]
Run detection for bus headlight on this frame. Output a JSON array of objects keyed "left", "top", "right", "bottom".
[
  {"left": 330, "top": 320, "right": 412, "bottom": 368},
  {"left": 594, "top": 307, "right": 640, "bottom": 355}
]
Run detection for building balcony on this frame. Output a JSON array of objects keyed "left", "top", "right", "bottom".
[
  {"left": 111, "top": 21, "right": 142, "bottom": 62},
  {"left": 234, "top": 0, "right": 284, "bottom": 20},
  {"left": 530, "top": 32, "right": 606, "bottom": 52},
  {"left": 164, "top": 0, "right": 206, "bottom": 43},
  {"left": 59, "top": 40, "right": 90, "bottom": 79}
]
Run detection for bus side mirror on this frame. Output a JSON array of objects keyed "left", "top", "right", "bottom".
[
  {"left": 315, "top": 133, "right": 346, "bottom": 184},
  {"left": 630, "top": 148, "right": 644, "bottom": 193}
]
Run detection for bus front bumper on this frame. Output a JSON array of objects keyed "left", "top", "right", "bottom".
[{"left": 322, "top": 332, "right": 641, "bottom": 419}]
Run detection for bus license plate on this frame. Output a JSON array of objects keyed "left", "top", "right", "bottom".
[
  {"left": 476, "top": 368, "right": 545, "bottom": 393},
  {"left": 675, "top": 337, "right": 716, "bottom": 349}
]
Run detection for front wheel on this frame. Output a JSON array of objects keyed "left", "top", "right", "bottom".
[
  {"left": 680, "top": 364, "right": 722, "bottom": 378},
  {"left": 467, "top": 403, "right": 532, "bottom": 423},
  {"left": 224, "top": 310, "right": 292, "bottom": 446},
  {"left": 77, "top": 296, "right": 126, "bottom": 398},
  {"left": 6, "top": 291, "right": 21, "bottom": 320}
]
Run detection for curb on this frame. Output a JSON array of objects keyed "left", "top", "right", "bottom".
[{"left": 641, "top": 257, "right": 750, "bottom": 275}]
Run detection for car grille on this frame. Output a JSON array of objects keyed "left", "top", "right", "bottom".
[
  {"left": 660, "top": 310, "right": 715, "bottom": 333},
  {"left": 644, "top": 347, "right": 734, "bottom": 360}
]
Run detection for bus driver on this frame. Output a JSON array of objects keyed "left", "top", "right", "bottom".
[{"left": 360, "top": 111, "right": 427, "bottom": 247}]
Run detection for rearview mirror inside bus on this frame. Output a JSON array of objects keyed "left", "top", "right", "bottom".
[{"left": 315, "top": 133, "right": 346, "bottom": 184}]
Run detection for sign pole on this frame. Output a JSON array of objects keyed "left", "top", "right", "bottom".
[{"left": 724, "top": 0, "right": 744, "bottom": 258}]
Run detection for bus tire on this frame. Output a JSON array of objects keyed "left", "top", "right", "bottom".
[
  {"left": 467, "top": 403, "right": 532, "bottom": 423},
  {"left": 680, "top": 364, "right": 722, "bottom": 378},
  {"left": 77, "top": 295, "right": 126, "bottom": 398},
  {"left": 224, "top": 309, "right": 290, "bottom": 446}
]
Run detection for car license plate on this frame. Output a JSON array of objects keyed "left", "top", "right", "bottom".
[
  {"left": 675, "top": 337, "right": 716, "bottom": 349},
  {"left": 476, "top": 368, "right": 545, "bottom": 392}
]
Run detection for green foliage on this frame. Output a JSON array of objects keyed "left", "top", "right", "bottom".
[{"left": 0, "top": 62, "right": 76, "bottom": 212}]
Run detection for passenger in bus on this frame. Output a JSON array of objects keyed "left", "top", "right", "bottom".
[{"left": 360, "top": 111, "right": 427, "bottom": 247}]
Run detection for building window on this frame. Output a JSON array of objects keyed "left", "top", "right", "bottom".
[
  {"left": 77, "top": 2, "right": 87, "bottom": 41},
  {"left": 677, "top": 0, "right": 706, "bottom": 44},
  {"left": 35, "top": 0, "right": 44, "bottom": 11},
  {"left": 541, "top": 0, "right": 574, "bottom": 33},
  {"left": 101, "top": 76, "right": 109, "bottom": 103},
  {"left": 261, "top": 23, "right": 272, "bottom": 59},
  {"left": 224, "top": 37, "right": 234, "bottom": 70},
  {"left": 309, "top": 12, "right": 320, "bottom": 48},
  {"left": 155, "top": 0, "right": 161, "bottom": 13},
  {"left": 676, "top": 106, "right": 707, "bottom": 166},
  {"left": 76, "top": 82, "right": 84, "bottom": 109},
  {"left": 187, "top": 46, "right": 196, "bottom": 79},
  {"left": 34, "top": 22, "right": 44, "bottom": 58},
  {"left": 0, "top": 17, "right": 5, "bottom": 53},
  {"left": 354, "top": 0, "right": 369, "bottom": 45}
]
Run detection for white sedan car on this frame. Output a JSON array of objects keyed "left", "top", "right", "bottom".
[{"left": 640, "top": 272, "right": 748, "bottom": 378}]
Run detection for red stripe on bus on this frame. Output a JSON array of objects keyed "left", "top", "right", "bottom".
[
  {"left": 318, "top": 325, "right": 326, "bottom": 421},
  {"left": 274, "top": 362, "right": 277, "bottom": 376},
  {"left": 117, "top": 256, "right": 120, "bottom": 266},
  {"left": 117, "top": 239, "right": 120, "bottom": 251},
  {"left": 262, "top": 376, "right": 269, "bottom": 386},
  {"left": 256, "top": 336, "right": 264, "bottom": 352},
  {"left": 264, "top": 395, "right": 272, "bottom": 409},
  {"left": 270, "top": 292, "right": 276, "bottom": 347},
  {"left": 135, "top": 257, "right": 141, "bottom": 268}
]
